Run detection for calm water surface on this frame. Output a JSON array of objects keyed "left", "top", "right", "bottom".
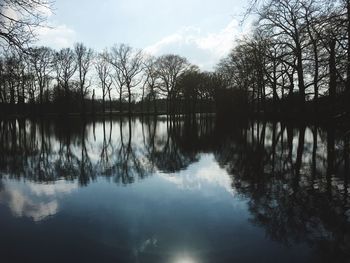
[{"left": 0, "top": 117, "right": 349, "bottom": 263}]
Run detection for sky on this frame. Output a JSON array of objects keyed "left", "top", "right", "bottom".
[{"left": 36, "top": 0, "right": 252, "bottom": 70}]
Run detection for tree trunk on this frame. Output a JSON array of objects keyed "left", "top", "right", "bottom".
[
  {"left": 109, "top": 94, "right": 112, "bottom": 116},
  {"left": 329, "top": 38, "right": 337, "bottom": 114},
  {"left": 154, "top": 95, "right": 157, "bottom": 114},
  {"left": 347, "top": 0, "right": 350, "bottom": 93},
  {"left": 119, "top": 88, "right": 122, "bottom": 114},
  {"left": 40, "top": 81, "right": 44, "bottom": 107},
  {"left": 128, "top": 86, "right": 132, "bottom": 115},
  {"left": 102, "top": 95, "right": 105, "bottom": 114},
  {"left": 296, "top": 45, "right": 305, "bottom": 104}
]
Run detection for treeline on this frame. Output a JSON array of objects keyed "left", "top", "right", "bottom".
[
  {"left": 2, "top": 0, "right": 350, "bottom": 119},
  {"left": 0, "top": 0, "right": 217, "bottom": 117},
  {"left": 0, "top": 44, "right": 218, "bottom": 116},
  {"left": 215, "top": 0, "right": 350, "bottom": 118}
]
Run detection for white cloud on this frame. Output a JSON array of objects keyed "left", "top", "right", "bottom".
[
  {"left": 145, "top": 34, "right": 184, "bottom": 55},
  {"left": 36, "top": 2, "right": 54, "bottom": 18},
  {"left": 145, "top": 19, "right": 249, "bottom": 70},
  {"left": 2, "top": 2, "right": 53, "bottom": 28},
  {"left": 35, "top": 24, "right": 76, "bottom": 49},
  {"left": 194, "top": 20, "right": 239, "bottom": 57}
]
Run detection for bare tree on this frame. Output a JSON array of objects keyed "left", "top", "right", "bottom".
[
  {"left": 104, "top": 49, "right": 125, "bottom": 114},
  {"left": 53, "top": 47, "right": 76, "bottom": 111},
  {"left": 142, "top": 56, "right": 159, "bottom": 113},
  {"left": 95, "top": 51, "right": 113, "bottom": 114},
  {"left": 74, "top": 43, "right": 93, "bottom": 114},
  {"left": 155, "top": 54, "right": 189, "bottom": 114},
  {"left": 0, "top": 0, "right": 53, "bottom": 51},
  {"left": 107, "top": 44, "right": 143, "bottom": 115},
  {"left": 30, "top": 46, "right": 52, "bottom": 106},
  {"left": 2, "top": 52, "right": 22, "bottom": 107},
  {"left": 259, "top": 0, "right": 309, "bottom": 103}
]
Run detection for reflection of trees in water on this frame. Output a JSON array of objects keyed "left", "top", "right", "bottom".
[
  {"left": 213, "top": 120, "right": 350, "bottom": 262},
  {"left": 78, "top": 121, "right": 94, "bottom": 186},
  {"left": 0, "top": 117, "right": 215, "bottom": 185},
  {"left": 98, "top": 118, "right": 113, "bottom": 175},
  {"left": 111, "top": 118, "right": 148, "bottom": 184},
  {"left": 55, "top": 128, "right": 78, "bottom": 182},
  {"left": 148, "top": 116, "right": 216, "bottom": 173},
  {"left": 0, "top": 117, "right": 349, "bottom": 260},
  {"left": 0, "top": 119, "right": 46, "bottom": 180},
  {"left": 152, "top": 119, "right": 197, "bottom": 173}
]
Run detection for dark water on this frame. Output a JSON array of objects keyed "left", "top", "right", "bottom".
[{"left": 0, "top": 117, "right": 349, "bottom": 263}]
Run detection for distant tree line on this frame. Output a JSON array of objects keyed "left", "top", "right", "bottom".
[
  {"left": 215, "top": 0, "right": 350, "bottom": 118},
  {"left": 0, "top": 43, "right": 221, "bottom": 116},
  {"left": 0, "top": 0, "right": 217, "bottom": 116},
  {"left": 2, "top": 0, "right": 350, "bottom": 119}
]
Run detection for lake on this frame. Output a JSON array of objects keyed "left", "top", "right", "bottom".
[{"left": 0, "top": 116, "right": 349, "bottom": 263}]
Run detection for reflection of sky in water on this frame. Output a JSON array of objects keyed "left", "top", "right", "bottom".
[
  {"left": 0, "top": 154, "right": 235, "bottom": 222},
  {"left": 0, "top": 119, "right": 348, "bottom": 262},
  {"left": 0, "top": 153, "right": 261, "bottom": 261},
  {"left": 0, "top": 155, "right": 233, "bottom": 225},
  {"left": 0, "top": 180, "right": 78, "bottom": 221},
  {"left": 159, "top": 154, "right": 235, "bottom": 195},
  {"left": 0, "top": 152, "right": 308, "bottom": 262}
]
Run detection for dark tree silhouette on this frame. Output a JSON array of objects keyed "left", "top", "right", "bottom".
[{"left": 0, "top": 0, "right": 53, "bottom": 51}]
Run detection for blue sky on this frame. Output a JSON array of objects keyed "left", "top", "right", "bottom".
[{"left": 37, "top": 0, "right": 251, "bottom": 70}]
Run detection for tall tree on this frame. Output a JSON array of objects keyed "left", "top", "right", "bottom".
[
  {"left": 74, "top": 43, "right": 93, "bottom": 114},
  {"left": 30, "top": 46, "right": 53, "bottom": 107},
  {"left": 95, "top": 52, "right": 113, "bottom": 114},
  {"left": 142, "top": 56, "right": 159, "bottom": 113},
  {"left": 259, "top": 0, "right": 308, "bottom": 104},
  {"left": 107, "top": 44, "right": 143, "bottom": 115},
  {"left": 54, "top": 48, "right": 77, "bottom": 112},
  {"left": 156, "top": 54, "right": 189, "bottom": 114}
]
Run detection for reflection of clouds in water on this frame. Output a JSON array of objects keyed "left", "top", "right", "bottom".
[
  {"left": 0, "top": 180, "right": 77, "bottom": 222},
  {"left": 133, "top": 237, "right": 158, "bottom": 259},
  {"left": 139, "top": 237, "right": 157, "bottom": 252},
  {"left": 28, "top": 181, "right": 78, "bottom": 196},
  {"left": 160, "top": 154, "right": 234, "bottom": 195},
  {"left": 0, "top": 189, "right": 58, "bottom": 221}
]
